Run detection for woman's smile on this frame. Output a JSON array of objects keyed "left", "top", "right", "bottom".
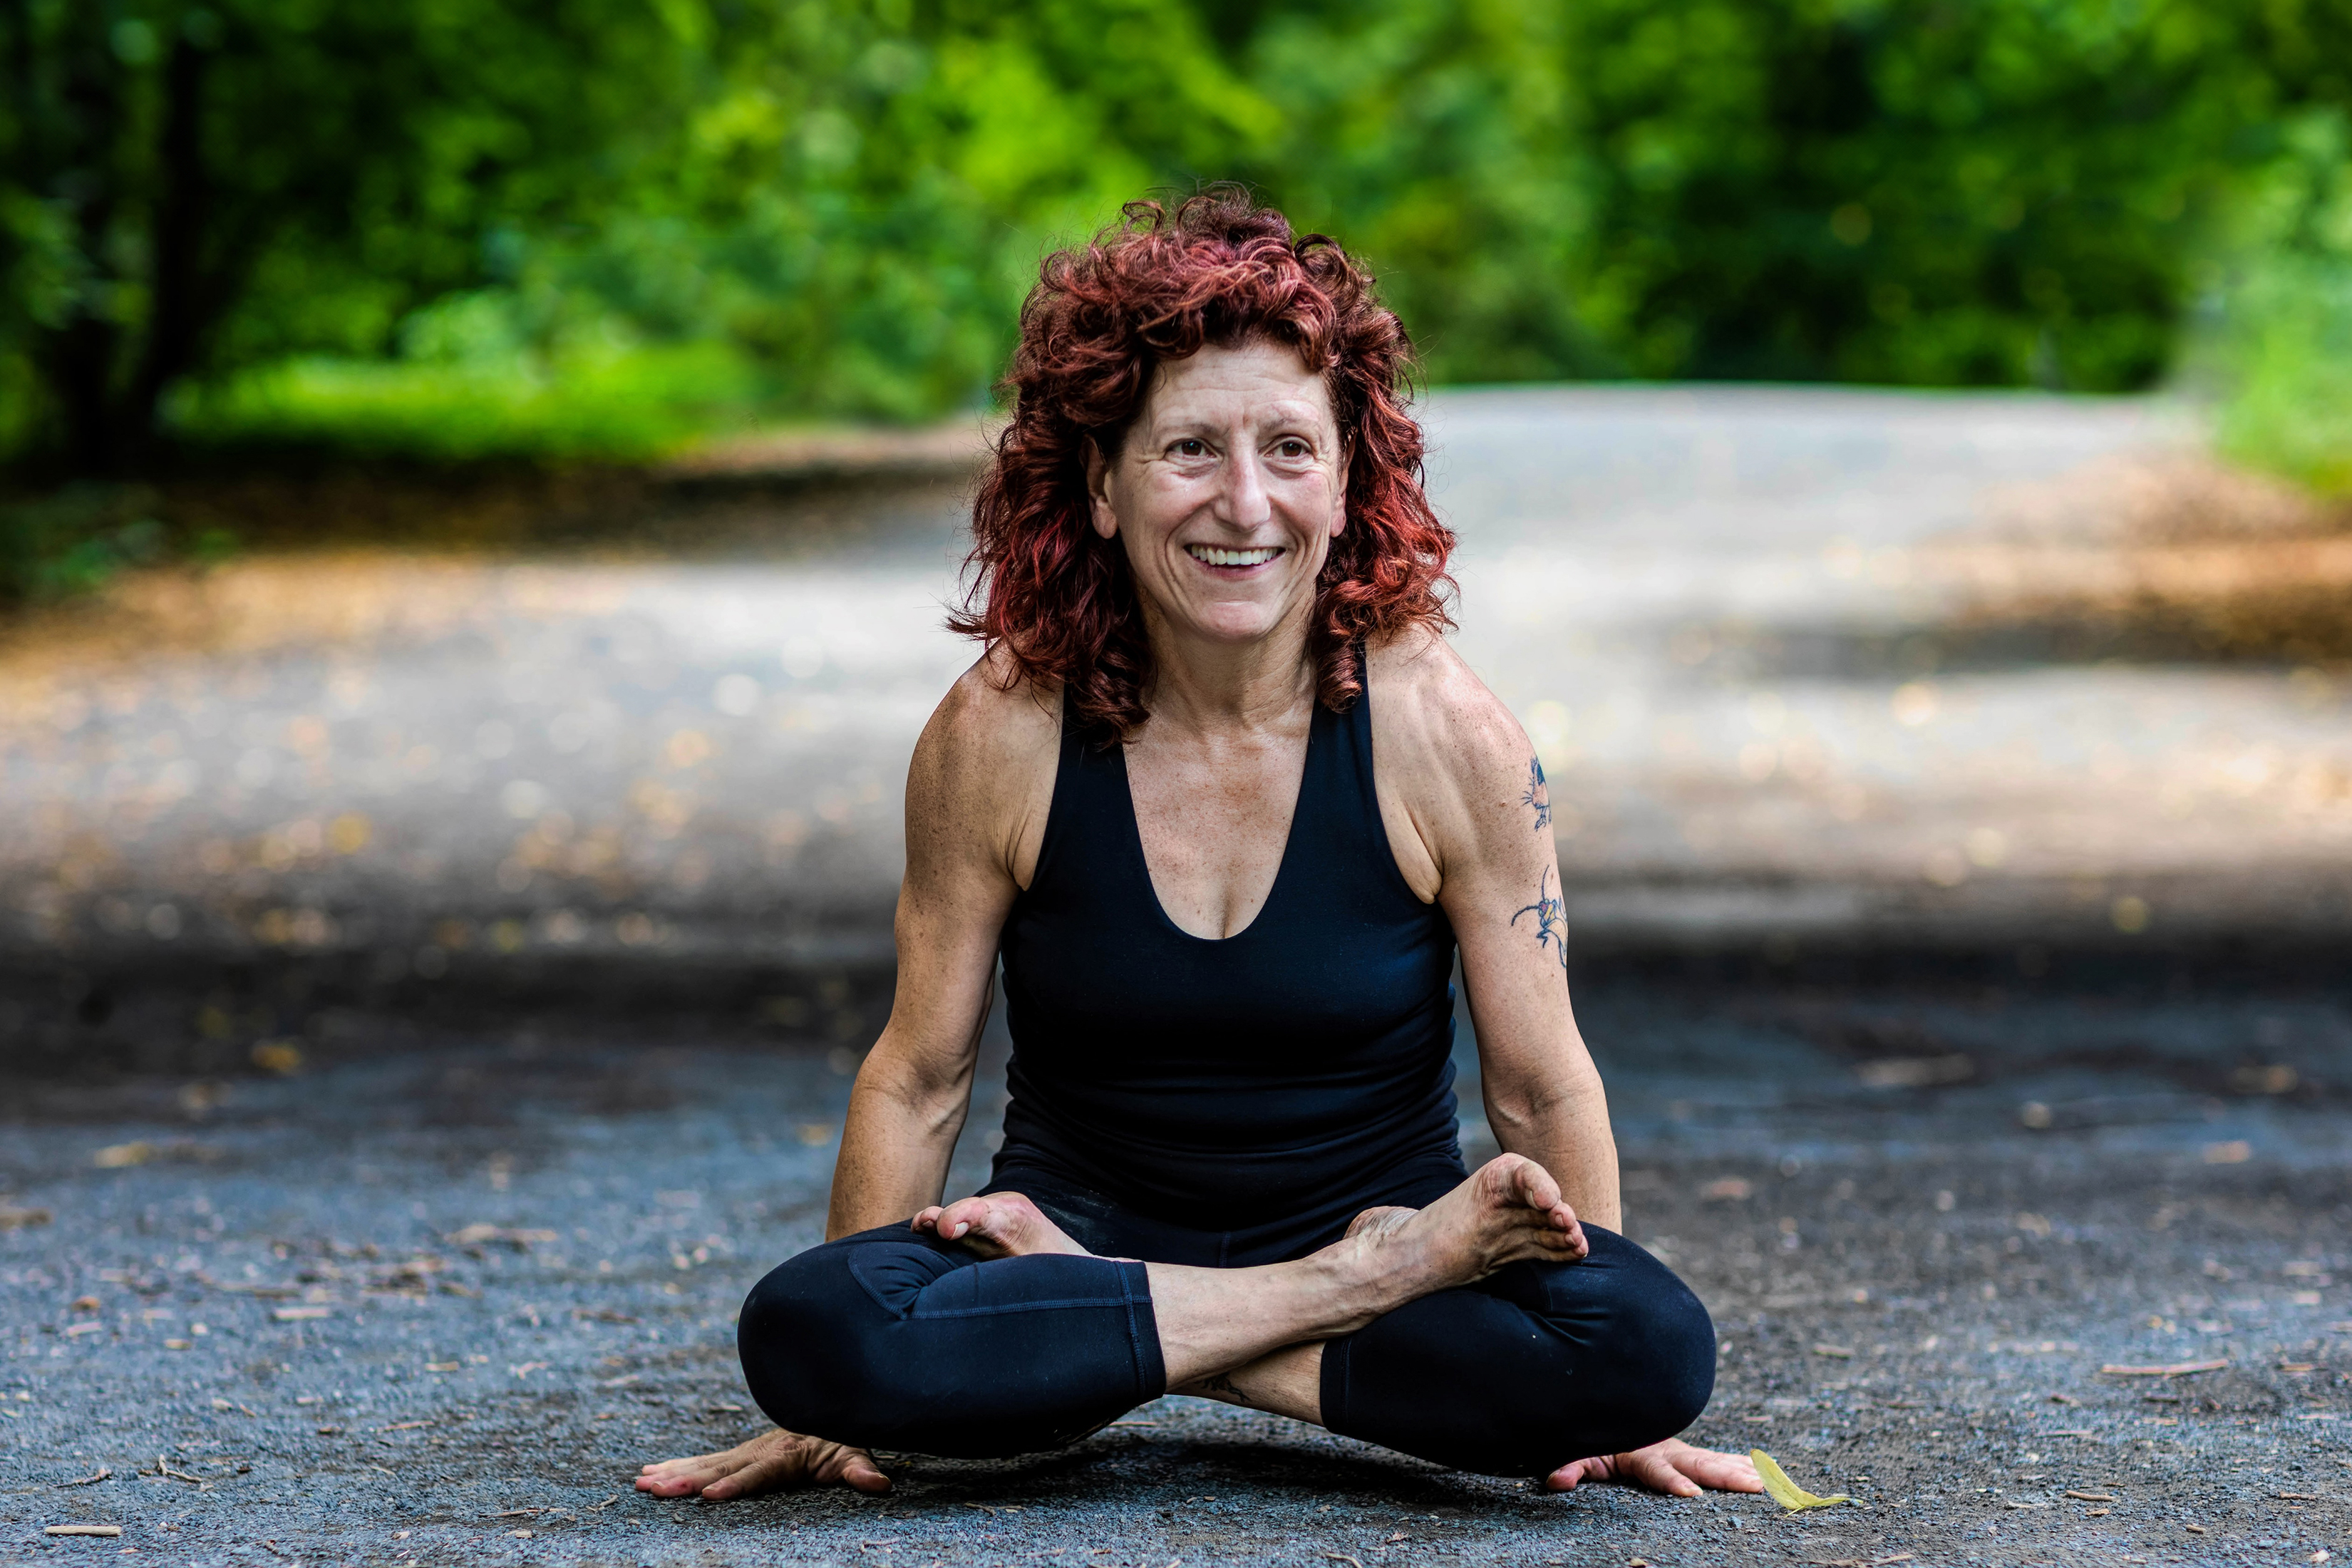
[{"left": 1185, "top": 543, "right": 1286, "bottom": 571}]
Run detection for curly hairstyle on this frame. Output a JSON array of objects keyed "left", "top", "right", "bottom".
[{"left": 949, "top": 187, "right": 1455, "bottom": 742}]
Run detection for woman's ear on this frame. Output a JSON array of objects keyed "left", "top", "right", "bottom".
[
  {"left": 1083, "top": 437, "right": 1119, "bottom": 540},
  {"left": 1330, "top": 431, "right": 1353, "bottom": 537}
]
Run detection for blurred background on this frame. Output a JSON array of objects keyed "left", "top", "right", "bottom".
[
  {"left": 3, "top": 9, "right": 2351, "bottom": 1555},
  {"left": 0, "top": 0, "right": 2345, "bottom": 1079}
]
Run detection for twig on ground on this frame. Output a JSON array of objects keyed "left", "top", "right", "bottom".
[{"left": 57, "top": 1468, "right": 110, "bottom": 1487}]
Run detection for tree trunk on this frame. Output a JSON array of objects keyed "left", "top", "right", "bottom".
[{"left": 121, "top": 33, "right": 214, "bottom": 473}]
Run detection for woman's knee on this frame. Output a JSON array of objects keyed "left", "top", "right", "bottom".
[
  {"left": 1548, "top": 1227, "right": 1716, "bottom": 1445},
  {"left": 736, "top": 1231, "right": 959, "bottom": 1438}
]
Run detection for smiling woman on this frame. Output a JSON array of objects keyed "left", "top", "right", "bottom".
[
  {"left": 636, "top": 189, "right": 1758, "bottom": 1507},
  {"left": 949, "top": 190, "right": 1455, "bottom": 742}
]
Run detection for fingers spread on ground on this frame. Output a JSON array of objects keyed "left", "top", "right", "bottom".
[{"left": 840, "top": 1457, "right": 892, "bottom": 1493}]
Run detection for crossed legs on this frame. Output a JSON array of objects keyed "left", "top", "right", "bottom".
[{"left": 638, "top": 1155, "right": 1727, "bottom": 1497}]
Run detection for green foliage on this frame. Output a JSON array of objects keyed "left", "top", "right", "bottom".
[
  {"left": 0, "top": 484, "right": 167, "bottom": 602},
  {"left": 0, "top": 0, "right": 689, "bottom": 469},
  {"left": 170, "top": 340, "right": 774, "bottom": 463},
  {"left": 2210, "top": 110, "right": 2352, "bottom": 494},
  {"left": 2, "top": 0, "right": 2351, "bottom": 478}
]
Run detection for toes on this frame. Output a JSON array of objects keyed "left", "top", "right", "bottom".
[
  {"left": 936, "top": 1196, "right": 993, "bottom": 1241},
  {"left": 1502, "top": 1156, "right": 1562, "bottom": 1212}
]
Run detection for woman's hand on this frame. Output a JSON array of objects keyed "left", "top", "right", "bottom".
[
  {"left": 636, "top": 1427, "right": 889, "bottom": 1500},
  {"left": 1544, "top": 1438, "right": 1761, "bottom": 1497}
]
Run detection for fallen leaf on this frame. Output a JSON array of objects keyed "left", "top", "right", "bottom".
[
  {"left": 1856, "top": 1054, "right": 1974, "bottom": 1088},
  {"left": 1750, "top": 1450, "right": 1851, "bottom": 1512},
  {"left": 44, "top": 1525, "right": 122, "bottom": 1537},
  {"left": 94, "top": 1142, "right": 153, "bottom": 1168},
  {"left": 2099, "top": 1359, "right": 2228, "bottom": 1376},
  {"left": 1812, "top": 1343, "right": 1855, "bottom": 1358},
  {"left": 250, "top": 1041, "right": 304, "bottom": 1075},
  {"left": 446, "top": 1224, "right": 558, "bottom": 1249}
]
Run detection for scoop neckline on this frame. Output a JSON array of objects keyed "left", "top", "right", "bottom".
[{"left": 1114, "top": 708, "right": 1317, "bottom": 945}]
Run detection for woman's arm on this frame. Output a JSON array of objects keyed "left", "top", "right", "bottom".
[
  {"left": 1368, "top": 634, "right": 1620, "bottom": 1231},
  {"left": 824, "top": 661, "right": 1059, "bottom": 1239}
]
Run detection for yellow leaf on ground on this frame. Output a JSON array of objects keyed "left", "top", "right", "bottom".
[{"left": 1750, "top": 1449, "right": 1851, "bottom": 1512}]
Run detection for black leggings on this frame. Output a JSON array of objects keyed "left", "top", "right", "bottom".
[{"left": 737, "top": 1155, "right": 1716, "bottom": 1478}]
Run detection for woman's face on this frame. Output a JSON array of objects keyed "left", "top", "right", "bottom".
[{"left": 1086, "top": 338, "right": 1347, "bottom": 652}]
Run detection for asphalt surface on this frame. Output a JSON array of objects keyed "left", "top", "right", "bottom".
[
  {"left": 4, "top": 386, "right": 2350, "bottom": 1567},
  {"left": 4, "top": 388, "right": 2348, "bottom": 1002},
  {"left": 5, "top": 961, "right": 2350, "bottom": 1566}
]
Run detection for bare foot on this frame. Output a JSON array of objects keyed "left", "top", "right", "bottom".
[
  {"left": 1335, "top": 1155, "right": 1587, "bottom": 1295},
  {"left": 636, "top": 1428, "right": 887, "bottom": 1500},
  {"left": 911, "top": 1191, "right": 1092, "bottom": 1259}
]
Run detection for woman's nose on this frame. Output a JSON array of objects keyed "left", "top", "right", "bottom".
[{"left": 1217, "top": 450, "right": 1274, "bottom": 528}]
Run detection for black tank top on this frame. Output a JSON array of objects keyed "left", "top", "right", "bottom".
[{"left": 994, "top": 680, "right": 1464, "bottom": 1230}]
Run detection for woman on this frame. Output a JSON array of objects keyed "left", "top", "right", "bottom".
[{"left": 639, "top": 190, "right": 1760, "bottom": 1502}]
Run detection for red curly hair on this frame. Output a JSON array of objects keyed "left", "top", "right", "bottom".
[{"left": 950, "top": 187, "right": 1455, "bottom": 741}]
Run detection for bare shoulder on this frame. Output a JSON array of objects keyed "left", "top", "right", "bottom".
[
  {"left": 1363, "top": 623, "right": 1544, "bottom": 892},
  {"left": 919, "top": 646, "right": 1058, "bottom": 771},
  {"left": 1364, "top": 623, "right": 1530, "bottom": 793},
  {"left": 907, "top": 646, "right": 1061, "bottom": 882}
]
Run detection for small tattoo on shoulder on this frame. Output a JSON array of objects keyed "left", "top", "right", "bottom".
[
  {"left": 1522, "top": 757, "right": 1552, "bottom": 832},
  {"left": 1510, "top": 867, "right": 1569, "bottom": 976}
]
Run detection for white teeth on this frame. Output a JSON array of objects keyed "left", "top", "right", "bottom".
[{"left": 1187, "top": 545, "right": 1282, "bottom": 567}]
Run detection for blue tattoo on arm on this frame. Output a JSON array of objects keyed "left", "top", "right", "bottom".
[
  {"left": 1510, "top": 867, "right": 1569, "bottom": 976},
  {"left": 1522, "top": 757, "right": 1552, "bottom": 832}
]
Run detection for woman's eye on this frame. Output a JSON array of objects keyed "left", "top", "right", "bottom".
[
  {"left": 1276, "top": 439, "right": 1310, "bottom": 458},
  {"left": 1172, "top": 439, "right": 1208, "bottom": 458}
]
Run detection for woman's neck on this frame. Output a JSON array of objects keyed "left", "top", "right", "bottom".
[{"left": 1135, "top": 598, "right": 1318, "bottom": 738}]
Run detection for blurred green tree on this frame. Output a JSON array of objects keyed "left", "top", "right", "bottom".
[
  {"left": 4, "top": 0, "right": 2350, "bottom": 475},
  {"left": 0, "top": 0, "right": 688, "bottom": 473}
]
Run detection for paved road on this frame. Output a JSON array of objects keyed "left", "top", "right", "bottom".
[
  {"left": 5, "top": 969, "right": 2348, "bottom": 1564},
  {"left": 4, "top": 387, "right": 2347, "bottom": 1031}
]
